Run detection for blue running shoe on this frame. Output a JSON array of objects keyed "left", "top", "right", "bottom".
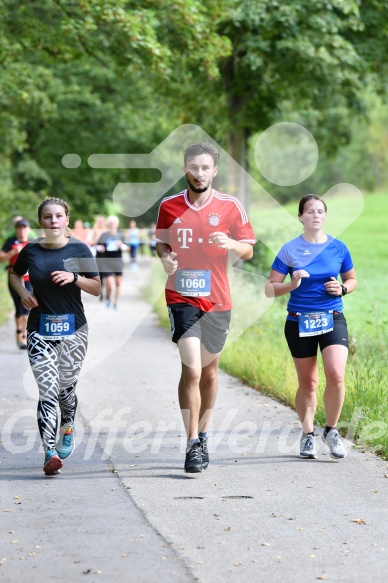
[
  {"left": 56, "top": 423, "right": 75, "bottom": 459},
  {"left": 43, "top": 450, "right": 63, "bottom": 476}
]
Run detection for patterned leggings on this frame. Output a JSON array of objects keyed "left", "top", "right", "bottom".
[{"left": 27, "top": 330, "right": 88, "bottom": 451}]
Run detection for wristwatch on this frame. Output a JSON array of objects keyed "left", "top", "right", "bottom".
[
  {"left": 340, "top": 284, "right": 348, "bottom": 296},
  {"left": 73, "top": 272, "right": 79, "bottom": 284}
]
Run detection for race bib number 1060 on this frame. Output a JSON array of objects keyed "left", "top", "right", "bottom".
[{"left": 176, "top": 269, "right": 211, "bottom": 297}]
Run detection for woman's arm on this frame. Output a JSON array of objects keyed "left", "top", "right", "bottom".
[
  {"left": 324, "top": 268, "right": 357, "bottom": 296},
  {"left": 341, "top": 268, "right": 357, "bottom": 293},
  {"left": 265, "top": 268, "right": 310, "bottom": 298},
  {"left": 51, "top": 271, "right": 101, "bottom": 296},
  {"left": 9, "top": 271, "right": 39, "bottom": 308}
]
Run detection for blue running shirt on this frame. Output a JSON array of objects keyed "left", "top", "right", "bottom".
[{"left": 271, "top": 235, "right": 353, "bottom": 315}]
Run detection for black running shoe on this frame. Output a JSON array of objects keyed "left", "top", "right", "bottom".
[
  {"left": 199, "top": 437, "right": 209, "bottom": 470},
  {"left": 184, "top": 442, "right": 203, "bottom": 473}
]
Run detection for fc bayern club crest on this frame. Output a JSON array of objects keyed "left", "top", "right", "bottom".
[{"left": 208, "top": 213, "right": 220, "bottom": 226}]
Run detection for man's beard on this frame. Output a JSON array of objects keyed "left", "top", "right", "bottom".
[{"left": 186, "top": 174, "right": 210, "bottom": 194}]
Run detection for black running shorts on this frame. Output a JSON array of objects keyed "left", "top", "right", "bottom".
[
  {"left": 167, "top": 303, "right": 231, "bottom": 354},
  {"left": 284, "top": 313, "right": 349, "bottom": 358}
]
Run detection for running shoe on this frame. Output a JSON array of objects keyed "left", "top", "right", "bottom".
[
  {"left": 322, "top": 428, "right": 347, "bottom": 459},
  {"left": 56, "top": 423, "right": 75, "bottom": 459},
  {"left": 300, "top": 433, "right": 317, "bottom": 459},
  {"left": 184, "top": 442, "right": 203, "bottom": 473},
  {"left": 16, "top": 332, "right": 27, "bottom": 350},
  {"left": 199, "top": 436, "right": 209, "bottom": 470},
  {"left": 43, "top": 450, "right": 63, "bottom": 475}
]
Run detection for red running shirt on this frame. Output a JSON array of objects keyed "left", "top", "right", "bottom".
[{"left": 156, "top": 189, "right": 256, "bottom": 311}]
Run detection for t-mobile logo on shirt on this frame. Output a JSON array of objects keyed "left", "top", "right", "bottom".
[{"left": 177, "top": 228, "right": 193, "bottom": 248}]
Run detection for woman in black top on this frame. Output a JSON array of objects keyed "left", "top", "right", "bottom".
[{"left": 10, "top": 197, "right": 101, "bottom": 476}]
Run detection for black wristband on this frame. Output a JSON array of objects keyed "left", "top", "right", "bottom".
[
  {"left": 73, "top": 272, "right": 79, "bottom": 284},
  {"left": 340, "top": 284, "right": 348, "bottom": 296}
]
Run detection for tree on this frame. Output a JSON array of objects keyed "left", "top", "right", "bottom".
[
  {"left": 0, "top": 0, "right": 232, "bottom": 228},
  {"left": 198, "top": 1, "right": 388, "bottom": 202}
]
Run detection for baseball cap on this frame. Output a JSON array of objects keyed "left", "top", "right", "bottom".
[{"left": 15, "top": 219, "right": 30, "bottom": 228}]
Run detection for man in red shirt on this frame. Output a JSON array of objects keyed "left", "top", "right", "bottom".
[{"left": 156, "top": 142, "right": 255, "bottom": 473}]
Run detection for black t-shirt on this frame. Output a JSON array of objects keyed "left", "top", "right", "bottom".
[{"left": 13, "top": 237, "right": 99, "bottom": 332}]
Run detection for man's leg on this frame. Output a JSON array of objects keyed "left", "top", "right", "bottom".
[
  {"left": 177, "top": 336, "right": 205, "bottom": 472},
  {"left": 177, "top": 336, "right": 202, "bottom": 440},
  {"left": 198, "top": 345, "right": 221, "bottom": 434}
]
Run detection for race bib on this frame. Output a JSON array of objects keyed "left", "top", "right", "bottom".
[
  {"left": 176, "top": 269, "right": 211, "bottom": 297},
  {"left": 106, "top": 239, "right": 119, "bottom": 252},
  {"left": 298, "top": 311, "right": 333, "bottom": 337},
  {"left": 39, "top": 314, "right": 76, "bottom": 340}
]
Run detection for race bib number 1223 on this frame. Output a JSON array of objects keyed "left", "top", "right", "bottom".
[{"left": 298, "top": 311, "right": 333, "bottom": 337}]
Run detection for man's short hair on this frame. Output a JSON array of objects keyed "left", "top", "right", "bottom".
[{"left": 184, "top": 142, "right": 220, "bottom": 166}]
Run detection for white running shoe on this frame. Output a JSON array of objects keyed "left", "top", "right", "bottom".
[
  {"left": 300, "top": 433, "right": 317, "bottom": 459},
  {"left": 322, "top": 428, "right": 347, "bottom": 459}
]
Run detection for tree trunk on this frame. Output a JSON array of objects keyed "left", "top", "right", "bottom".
[{"left": 227, "top": 127, "right": 249, "bottom": 212}]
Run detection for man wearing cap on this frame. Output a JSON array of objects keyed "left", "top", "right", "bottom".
[{"left": 0, "top": 219, "right": 33, "bottom": 349}]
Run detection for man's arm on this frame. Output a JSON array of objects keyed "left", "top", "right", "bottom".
[
  {"left": 156, "top": 242, "right": 178, "bottom": 275},
  {"left": 209, "top": 232, "right": 253, "bottom": 260}
]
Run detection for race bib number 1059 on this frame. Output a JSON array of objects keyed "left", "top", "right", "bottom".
[{"left": 38, "top": 314, "right": 76, "bottom": 340}]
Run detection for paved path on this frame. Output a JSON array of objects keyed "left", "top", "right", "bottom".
[{"left": 1, "top": 258, "right": 387, "bottom": 583}]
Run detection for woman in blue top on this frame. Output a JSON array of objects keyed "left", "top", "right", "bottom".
[
  {"left": 10, "top": 197, "right": 101, "bottom": 476},
  {"left": 265, "top": 194, "right": 357, "bottom": 460}
]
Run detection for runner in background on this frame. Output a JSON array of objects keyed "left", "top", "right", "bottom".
[
  {"left": 126, "top": 219, "right": 140, "bottom": 270},
  {"left": 10, "top": 197, "right": 100, "bottom": 476},
  {"left": 148, "top": 222, "right": 157, "bottom": 257},
  {"left": 138, "top": 223, "right": 148, "bottom": 257},
  {"left": 156, "top": 142, "right": 255, "bottom": 473},
  {"left": 89, "top": 215, "right": 107, "bottom": 300},
  {"left": 72, "top": 219, "right": 91, "bottom": 245},
  {"left": 0, "top": 219, "right": 33, "bottom": 349},
  {"left": 97, "top": 215, "right": 126, "bottom": 310},
  {"left": 265, "top": 194, "right": 357, "bottom": 460}
]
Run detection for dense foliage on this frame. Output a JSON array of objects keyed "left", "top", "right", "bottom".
[{"left": 1, "top": 0, "right": 388, "bottom": 232}]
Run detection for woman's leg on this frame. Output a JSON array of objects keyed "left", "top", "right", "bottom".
[
  {"left": 105, "top": 275, "right": 113, "bottom": 303},
  {"left": 321, "top": 345, "right": 348, "bottom": 427},
  {"left": 57, "top": 330, "right": 88, "bottom": 427},
  {"left": 293, "top": 357, "right": 319, "bottom": 433},
  {"left": 113, "top": 275, "right": 122, "bottom": 307},
  {"left": 27, "top": 332, "right": 61, "bottom": 451}
]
